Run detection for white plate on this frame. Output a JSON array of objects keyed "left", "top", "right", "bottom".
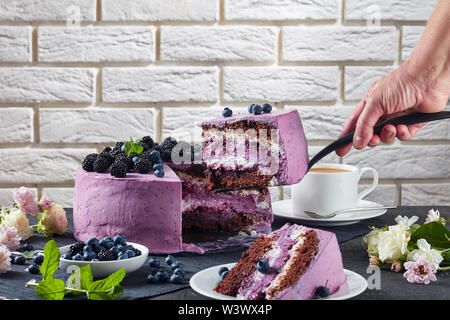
[
  {"left": 59, "top": 242, "right": 149, "bottom": 278},
  {"left": 272, "top": 199, "right": 387, "bottom": 226},
  {"left": 190, "top": 263, "right": 367, "bottom": 300}
]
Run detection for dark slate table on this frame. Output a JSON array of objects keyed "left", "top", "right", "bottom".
[{"left": 0, "top": 206, "right": 448, "bottom": 300}]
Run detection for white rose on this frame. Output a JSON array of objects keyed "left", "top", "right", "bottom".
[
  {"left": 377, "top": 224, "right": 410, "bottom": 263},
  {"left": 394, "top": 215, "right": 419, "bottom": 229},
  {"left": 407, "top": 239, "right": 443, "bottom": 266},
  {"left": 2, "top": 208, "right": 33, "bottom": 240},
  {"left": 362, "top": 229, "right": 382, "bottom": 257}
]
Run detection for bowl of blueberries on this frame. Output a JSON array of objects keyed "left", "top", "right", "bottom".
[{"left": 59, "top": 234, "right": 148, "bottom": 278}]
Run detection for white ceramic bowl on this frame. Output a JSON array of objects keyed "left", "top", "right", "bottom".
[{"left": 59, "top": 242, "right": 149, "bottom": 278}]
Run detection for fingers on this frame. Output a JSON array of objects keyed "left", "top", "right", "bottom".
[
  {"left": 368, "top": 134, "right": 380, "bottom": 147},
  {"left": 353, "top": 99, "right": 384, "bottom": 150},
  {"left": 396, "top": 123, "right": 427, "bottom": 141},
  {"left": 335, "top": 100, "right": 366, "bottom": 157},
  {"left": 380, "top": 124, "right": 397, "bottom": 144}
]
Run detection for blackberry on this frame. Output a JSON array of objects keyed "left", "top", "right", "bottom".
[
  {"left": 100, "top": 146, "right": 112, "bottom": 155},
  {"left": 109, "top": 161, "right": 127, "bottom": 178},
  {"left": 141, "top": 136, "right": 155, "bottom": 149},
  {"left": 98, "top": 249, "right": 115, "bottom": 261},
  {"left": 112, "top": 141, "right": 124, "bottom": 152},
  {"left": 68, "top": 241, "right": 85, "bottom": 256},
  {"left": 134, "top": 158, "right": 151, "bottom": 174},
  {"left": 115, "top": 153, "right": 133, "bottom": 171},
  {"left": 134, "top": 248, "right": 141, "bottom": 257},
  {"left": 17, "top": 242, "right": 33, "bottom": 252},
  {"left": 128, "top": 152, "right": 139, "bottom": 159},
  {"left": 111, "top": 148, "right": 125, "bottom": 158},
  {"left": 93, "top": 156, "right": 110, "bottom": 173},
  {"left": 82, "top": 153, "right": 98, "bottom": 172}
]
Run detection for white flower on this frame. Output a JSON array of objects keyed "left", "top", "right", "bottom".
[
  {"left": 425, "top": 209, "right": 440, "bottom": 224},
  {"left": 1, "top": 208, "right": 33, "bottom": 240},
  {"left": 362, "top": 229, "right": 382, "bottom": 257},
  {"left": 407, "top": 239, "right": 443, "bottom": 267},
  {"left": 377, "top": 224, "right": 410, "bottom": 263},
  {"left": 394, "top": 215, "right": 419, "bottom": 229}
]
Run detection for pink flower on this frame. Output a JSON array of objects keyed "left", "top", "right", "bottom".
[
  {"left": 41, "top": 204, "right": 68, "bottom": 235},
  {"left": 425, "top": 209, "right": 440, "bottom": 224},
  {"left": 403, "top": 254, "right": 438, "bottom": 284},
  {"left": 0, "top": 245, "right": 11, "bottom": 274},
  {"left": 391, "top": 261, "right": 402, "bottom": 272},
  {"left": 0, "top": 226, "right": 21, "bottom": 251},
  {"left": 39, "top": 195, "right": 53, "bottom": 211},
  {"left": 369, "top": 256, "right": 379, "bottom": 267},
  {"left": 13, "top": 187, "right": 40, "bottom": 216}
]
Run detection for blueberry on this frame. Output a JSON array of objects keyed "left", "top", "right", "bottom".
[
  {"left": 165, "top": 255, "right": 175, "bottom": 265},
  {"left": 91, "top": 259, "right": 100, "bottom": 262},
  {"left": 248, "top": 104, "right": 255, "bottom": 113},
  {"left": 132, "top": 156, "right": 139, "bottom": 163},
  {"left": 121, "top": 144, "right": 125, "bottom": 152},
  {"left": 173, "top": 268, "right": 185, "bottom": 278},
  {"left": 170, "top": 274, "right": 184, "bottom": 284},
  {"left": 171, "top": 262, "right": 183, "bottom": 271},
  {"left": 218, "top": 266, "right": 229, "bottom": 276},
  {"left": 222, "top": 108, "right": 233, "bottom": 117},
  {"left": 316, "top": 286, "right": 330, "bottom": 298},
  {"left": 257, "top": 259, "right": 270, "bottom": 273},
  {"left": 83, "top": 251, "right": 96, "bottom": 261},
  {"left": 262, "top": 103, "right": 272, "bottom": 113},
  {"left": 99, "top": 239, "right": 114, "bottom": 250},
  {"left": 156, "top": 271, "right": 169, "bottom": 282},
  {"left": 153, "top": 163, "right": 163, "bottom": 171},
  {"left": 149, "top": 150, "right": 161, "bottom": 160},
  {"left": 32, "top": 255, "right": 44, "bottom": 265},
  {"left": 147, "top": 274, "right": 159, "bottom": 284},
  {"left": 102, "top": 236, "right": 113, "bottom": 242},
  {"left": 86, "top": 237, "right": 99, "bottom": 248},
  {"left": 114, "top": 234, "right": 127, "bottom": 246},
  {"left": 220, "top": 270, "right": 229, "bottom": 280},
  {"left": 72, "top": 253, "right": 84, "bottom": 261},
  {"left": 109, "top": 246, "right": 120, "bottom": 257},
  {"left": 126, "top": 249, "right": 136, "bottom": 258},
  {"left": 61, "top": 253, "right": 72, "bottom": 260},
  {"left": 148, "top": 258, "right": 160, "bottom": 268},
  {"left": 14, "top": 255, "right": 26, "bottom": 265},
  {"left": 154, "top": 169, "right": 164, "bottom": 178},
  {"left": 83, "top": 245, "right": 94, "bottom": 253},
  {"left": 251, "top": 104, "right": 262, "bottom": 115},
  {"left": 28, "top": 264, "right": 40, "bottom": 274},
  {"left": 118, "top": 252, "right": 128, "bottom": 260}
]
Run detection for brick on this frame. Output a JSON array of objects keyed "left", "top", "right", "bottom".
[
  {"left": 402, "top": 183, "right": 450, "bottom": 206},
  {"left": 0, "top": 68, "right": 95, "bottom": 103},
  {"left": 0, "top": 188, "right": 37, "bottom": 207},
  {"left": 0, "top": 27, "right": 32, "bottom": 62},
  {"left": 359, "top": 184, "right": 398, "bottom": 205},
  {"left": 161, "top": 26, "right": 277, "bottom": 62},
  {"left": 413, "top": 107, "right": 450, "bottom": 140},
  {"left": 0, "top": 148, "right": 96, "bottom": 184},
  {"left": 40, "top": 108, "right": 155, "bottom": 143},
  {"left": 103, "top": 67, "right": 218, "bottom": 103},
  {"left": 225, "top": 0, "right": 338, "bottom": 20},
  {"left": 223, "top": 67, "right": 338, "bottom": 102},
  {"left": 342, "top": 144, "right": 450, "bottom": 179},
  {"left": 42, "top": 188, "right": 74, "bottom": 208},
  {"left": 283, "top": 27, "right": 397, "bottom": 62},
  {"left": 402, "top": 26, "right": 424, "bottom": 60},
  {"left": 39, "top": 27, "right": 155, "bottom": 62},
  {"left": 345, "top": 66, "right": 395, "bottom": 101},
  {"left": 308, "top": 145, "right": 340, "bottom": 164},
  {"left": 0, "top": 0, "right": 96, "bottom": 22},
  {"left": 345, "top": 0, "right": 437, "bottom": 21},
  {"left": 0, "top": 108, "right": 34, "bottom": 143},
  {"left": 103, "top": 0, "right": 218, "bottom": 21}
]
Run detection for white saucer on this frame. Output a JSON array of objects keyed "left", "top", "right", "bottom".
[
  {"left": 272, "top": 199, "right": 387, "bottom": 226},
  {"left": 190, "top": 263, "right": 367, "bottom": 300}
]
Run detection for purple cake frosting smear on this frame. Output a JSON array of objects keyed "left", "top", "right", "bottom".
[{"left": 201, "top": 110, "right": 309, "bottom": 188}]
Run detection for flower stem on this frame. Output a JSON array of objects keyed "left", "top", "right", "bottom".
[
  {"left": 26, "top": 281, "right": 87, "bottom": 294},
  {"left": 438, "top": 266, "right": 450, "bottom": 271}
]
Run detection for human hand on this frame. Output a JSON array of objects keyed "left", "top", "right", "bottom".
[{"left": 336, "top": 61, "right": 449, "bottom": 157}]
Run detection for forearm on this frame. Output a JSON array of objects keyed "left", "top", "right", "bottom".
[{"left": 406, "top": 0, "right": 450, "bottom": 95}]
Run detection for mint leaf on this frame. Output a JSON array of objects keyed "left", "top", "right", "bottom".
[
  {"left": 124, "top": 137, "right": 144, "bottom": 156},
  {"left": 87, "top": 268, "right": 126, "bottom": 300},
  {"left": 35, "top": 278, "right": 66, "bottom": 300},
  {"left": 39, "top": 240, "right": 60, "bottom": 280},
  {"left": 409, "top": 222, "right": 450, "bottom": 250},
  {"left": 66, "top": 265, "right": 93, "bottom": 295}
]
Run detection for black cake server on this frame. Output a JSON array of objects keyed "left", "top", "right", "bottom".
[{"left": 214, "top": 111, "right": 450, "bottom": 192}]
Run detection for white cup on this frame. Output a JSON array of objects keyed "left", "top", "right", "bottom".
[{"left": 292, "top": 163, "right": 378, "bottom": 216}]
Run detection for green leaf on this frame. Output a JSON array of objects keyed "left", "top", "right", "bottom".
[
  {"left": 87, "top": 268, "right": 126, "bottom": 300},
  {"left": 124, "top": 137, "right": 144, "bottom": 156},
  {"left": 35, "top": 278, "right": 66, "bottom": 300},
  {"left": 39, "top": 240, "right": 60, "bottom": 280},
  {"left": 409, "top": 222, "right": 450, "bottom": 250},
  {"left": 66, "top": 265, "right": 93, "bottom": 295}
]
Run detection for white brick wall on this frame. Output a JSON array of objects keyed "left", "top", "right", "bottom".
[{"left": 0, "top": 0, "right": 447, "bottom": 207}]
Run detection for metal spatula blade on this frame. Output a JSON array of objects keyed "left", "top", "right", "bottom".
[{"left": 213, "top": 111, "right": 450, "bottom": 193}]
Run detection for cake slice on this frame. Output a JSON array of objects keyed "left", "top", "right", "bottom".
[
  {"left": 201, "top": 110, "right": 309, "bottom": 191},
  {"left": 214, "top": 223, "right": 346, "bottom": 300},
  {"left": 169, "top": 163, "right": 273, "bottom": 234}
]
